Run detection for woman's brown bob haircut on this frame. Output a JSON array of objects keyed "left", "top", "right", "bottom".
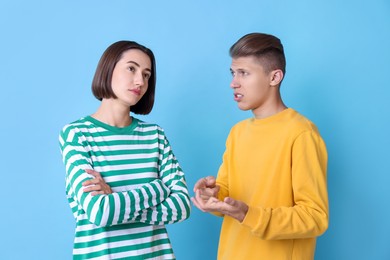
[
  {"left": 92, "top": 40, "right": 156, "bottom": 115},
  {"left": 230, "top": 33, "right": 286, "bottom": 75}
]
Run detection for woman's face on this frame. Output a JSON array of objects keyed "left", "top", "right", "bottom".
[{"left": 111, "top": 49, "right": 152, "bottom": 107}]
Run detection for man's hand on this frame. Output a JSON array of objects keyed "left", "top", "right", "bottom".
[
  {"left": 82, "top": 169, "right": 113, "bottom": 196},
  {"left": 192, "top": 189, "right": 249, "bottom": 223},
  {"left": 193, "top": 176, "right": 220, "bottom": 201}
]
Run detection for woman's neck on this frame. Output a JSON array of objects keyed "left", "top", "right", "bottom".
[{"left": 91, "top": 99, "right": 132, "bottom": 127}]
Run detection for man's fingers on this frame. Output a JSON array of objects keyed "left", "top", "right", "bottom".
[
  {"left": 195, "top": 189, "right": 205, "bottom": 206},
  {"left": 195, "top": 189, "right": 212, "bottom": 211},
  {"left": 191, "top": 197, "right": 206, "bottom": 212},
  {"left": 199, "top": 188, "right": 212, "bottom": 197},
  {"left": 224, "top": 197, "right": 242, "bottom": 209},
  {"left": 193, "top": 193, "right": 246, "bottom": 221},
  {"left": 212, "top": 186, "right": 220, "bottom": 196},
  {"left": 204, "top": 187, "right": 220, "bottom": 199},
  {"left": 193, "top": 176, "right": 218, "bottom": 192},
  {"left": 200, "top": 194, "right": 211, "bottom": 200},
  {"left": 224, "top": 197, "right": 235, "bottom": 205},
  {"left": 204, "top": 176, "right": 216, "bottom": 187},
  {"left": 193, "top": 178, "right": 207, "bottom": 191},
  {"left": 194, "top": 190, "right": 226, "bottom": 213},
  {"left": 191, "top": 190, "right": 208, "bottom": 212}
]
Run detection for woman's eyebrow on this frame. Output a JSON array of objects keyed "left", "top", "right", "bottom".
[{"left": 126, "top": 60, "right": 151, "bottom": 72}]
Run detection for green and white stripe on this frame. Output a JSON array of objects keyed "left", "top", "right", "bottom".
[{"left": 59, "top": 116, "right": 190, "bottom": 259}]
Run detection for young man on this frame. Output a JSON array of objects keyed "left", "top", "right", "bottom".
[{"left": 192, "top": 33, "right": 329, "bottom": 259}]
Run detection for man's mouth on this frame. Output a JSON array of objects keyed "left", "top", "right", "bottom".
[{"left": 234, "top": 93, "right": 243, "bottom": 101}]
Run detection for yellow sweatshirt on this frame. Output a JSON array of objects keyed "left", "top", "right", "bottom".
[{"left": 216, "top": 108, "right": 328, "bottom": 260}]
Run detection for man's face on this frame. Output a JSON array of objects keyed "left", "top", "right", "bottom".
[{"left": 230, "top": 56, "right": 274, "bottom": 115}]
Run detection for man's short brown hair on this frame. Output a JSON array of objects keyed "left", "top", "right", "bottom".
[{"left": 230, "top": 33, "right": 286, "bottom": 75}]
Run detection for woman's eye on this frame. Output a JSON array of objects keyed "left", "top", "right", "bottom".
[
  {"left": 144, "top": 73, "right": 151, "bottom": 80},
  {"left": 128, "top": 66, "right": 135, "bottom": 72}
]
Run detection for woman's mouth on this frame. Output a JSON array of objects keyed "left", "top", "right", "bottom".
[{"left": 129, "top": 89, "right": 141, "bottom": 95}]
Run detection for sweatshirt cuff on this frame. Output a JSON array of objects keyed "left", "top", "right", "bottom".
[{"left": 241, "top": 206, "right": 266, "bottom": 235}]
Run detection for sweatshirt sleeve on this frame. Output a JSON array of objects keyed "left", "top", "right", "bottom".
[
  {"left": 59, "top": 129, "right": 170, "bottom": 228},
  {"left": 241, "top": 130, "right": 329, "bottom": 240},
  {"left": 132, "top": 133, "right": 191, "bottom": 225}
]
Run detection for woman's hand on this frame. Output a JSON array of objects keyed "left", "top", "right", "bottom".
[{"left": 82, "top": 169, "right": 113, "bottom": 196}]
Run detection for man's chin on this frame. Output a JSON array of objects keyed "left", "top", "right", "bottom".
[{"left": 237, "top": 104, "right": 251, "bottom": 111}]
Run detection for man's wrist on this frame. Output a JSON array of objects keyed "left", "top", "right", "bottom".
[{"left": 238, "top": 205, "right": 249, "bottom": 222}]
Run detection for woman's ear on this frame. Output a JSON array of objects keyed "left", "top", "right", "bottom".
[{"left": 270, "top": 69, "right": 284, "bottom": 86}]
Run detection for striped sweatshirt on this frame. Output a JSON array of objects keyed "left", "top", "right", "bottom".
[{"left": 59, "top": 116, "right": 191, "bottom": 259}]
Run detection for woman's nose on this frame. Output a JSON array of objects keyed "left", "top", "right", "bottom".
[{"left": 134, "top": 72, "right": 145, "bottom": 87}]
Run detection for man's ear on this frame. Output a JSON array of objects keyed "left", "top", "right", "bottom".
[{"left": 270, "top": 69, "right": 284, "bottom": 86}]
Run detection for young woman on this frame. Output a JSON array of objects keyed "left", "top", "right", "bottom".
[{"left": 59, "top": 41, "right": 190, "bottom": 259}]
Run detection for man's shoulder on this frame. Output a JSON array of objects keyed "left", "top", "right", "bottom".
[
  {"left": 288, "top": 109, "right": 319, "bottom": 133},
  {"left": 230, "top": 118, "right": 252, "bottom": 130},
  {"left": 229, "top": 109, "right": 320, "bottom": 135}
]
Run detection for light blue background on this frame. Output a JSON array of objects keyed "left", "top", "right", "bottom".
[{"left": 1, "top": 0, "right": 389, "bottom": 259}]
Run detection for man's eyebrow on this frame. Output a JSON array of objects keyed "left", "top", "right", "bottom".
[
  {"left": 230, "top": 68, "right": 245, "bottom": 72},
  {"left": 126, "top": 60, "right": 151, "bottom": 72}
]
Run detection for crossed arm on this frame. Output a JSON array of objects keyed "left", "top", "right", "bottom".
[
  {"left": 83, "top": 168, "right": 190, "bottom": 226},
  {"left": 60, "top": 130, "right": 190, "bottom": 227}
]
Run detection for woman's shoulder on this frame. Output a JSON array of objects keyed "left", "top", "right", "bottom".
[
  {"left": 133, "top": 118, "right": 164, "bottom": 133},
  {"left": 59, "top": 117, "right": 91, "bottom": 136}
]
